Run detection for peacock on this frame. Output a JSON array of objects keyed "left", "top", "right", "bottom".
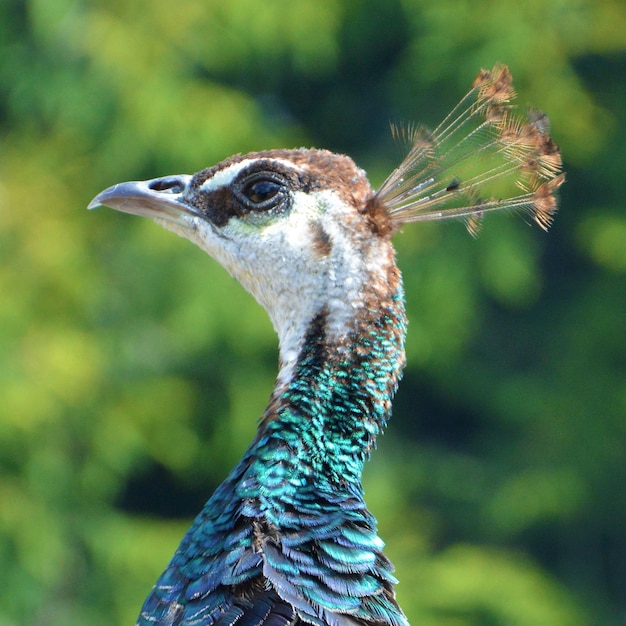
[{"left": 90, "top": 65, "right": 564, "bottom": 626}]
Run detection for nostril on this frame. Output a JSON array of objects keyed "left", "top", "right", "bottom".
[{"left": 149, "top": 176, "right": 187, "bottom": 194}]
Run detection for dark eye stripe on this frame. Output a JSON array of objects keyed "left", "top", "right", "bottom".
[{"left": 187, "top": 157, "right": 323, "bottom": 226}]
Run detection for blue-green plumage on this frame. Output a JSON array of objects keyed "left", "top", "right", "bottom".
[{"left": 137, "top": 284, "right": 408, "bottom": 626}]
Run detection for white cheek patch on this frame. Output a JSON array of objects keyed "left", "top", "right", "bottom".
[{"left": 153, "top": 187, "right": 390, "bottom": 390}]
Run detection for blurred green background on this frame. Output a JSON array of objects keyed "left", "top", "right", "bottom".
[{"left": 1, "top": 0, "right": 625, "bottom": 624}]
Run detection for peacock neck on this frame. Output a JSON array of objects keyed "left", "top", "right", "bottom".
[{"left": 254, "top": 272, "right": 407, "bottom": 488}]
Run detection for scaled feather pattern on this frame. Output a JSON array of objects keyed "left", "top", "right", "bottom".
[{"left": 137, "top": 305, "right": 408, "bottom": 626}]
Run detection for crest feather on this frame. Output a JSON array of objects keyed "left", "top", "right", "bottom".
[{"left": 371, "top": 65, "right": 564, "bottom": 235}]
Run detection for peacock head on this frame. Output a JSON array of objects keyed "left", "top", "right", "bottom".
[{"left": 89, "top": 65, "right": 564, "bottom": 374}]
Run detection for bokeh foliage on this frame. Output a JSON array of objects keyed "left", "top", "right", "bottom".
[{"left": 1, "top": 0, "right": 625, "bottom": 624}]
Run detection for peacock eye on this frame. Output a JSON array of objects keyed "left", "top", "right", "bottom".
[{"left": 240, "top": 178, "right": 284, "bottom": 209}]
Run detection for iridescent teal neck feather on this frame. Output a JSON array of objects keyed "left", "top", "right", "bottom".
[
  {"left": 138, "top": 275, "right": 409, "bottom": 626},
  {"left": 266, "top": 294, "right": 407, "bottom": 484}
]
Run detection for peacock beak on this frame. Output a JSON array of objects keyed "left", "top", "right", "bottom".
[{"left": 88, "top": 174, "right": 200, "bottom": 224}]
